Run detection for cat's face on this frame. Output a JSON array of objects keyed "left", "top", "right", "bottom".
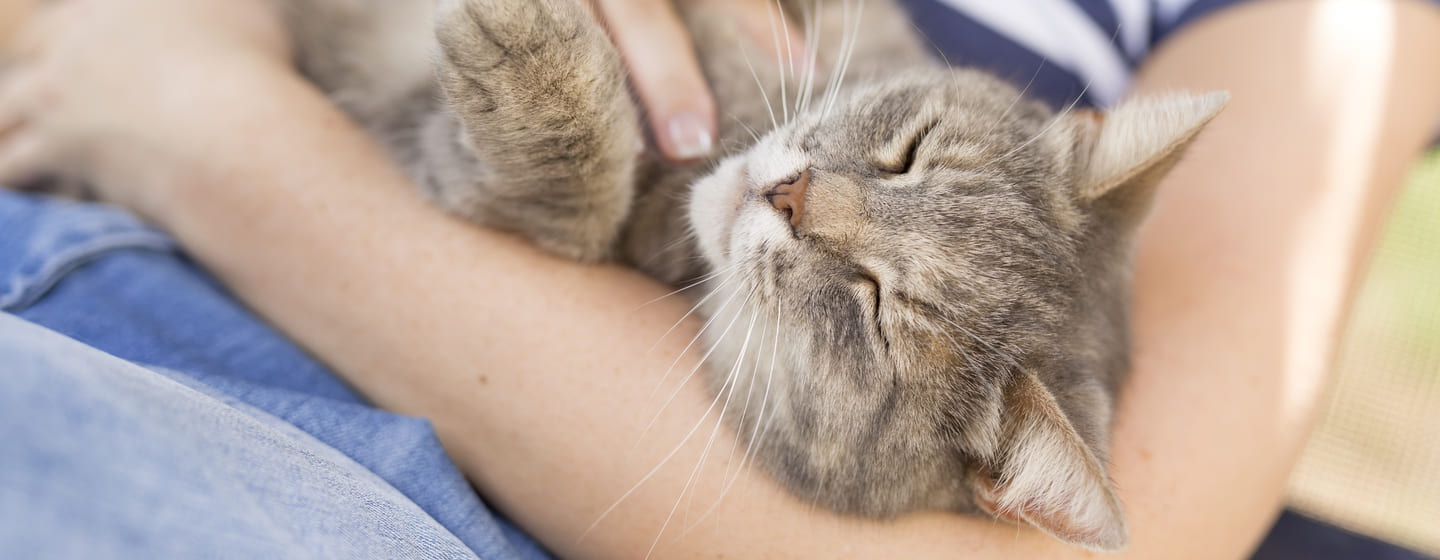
[
  {"left": 687, "top": 68, "right": 1226, "bottom": 551},
  {"left": 689, "top": 68, "right": 1086, "bottom": 512}
]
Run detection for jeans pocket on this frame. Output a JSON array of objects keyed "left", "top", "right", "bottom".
[{"left": 0, "top": 192, "right": 175, "bottom": 312}]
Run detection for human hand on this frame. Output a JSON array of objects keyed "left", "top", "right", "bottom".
[
  {"left": 0, "top": 0, "right": 811, "bottom": 209},
  {"left": 0, "top": 0, "right": 293, "bottom": 217},
  {"left": 591, "top": 0, "right": 807, "bottom": 161}
]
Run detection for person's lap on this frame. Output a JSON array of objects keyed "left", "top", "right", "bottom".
[{"left": 0, "top": 191, "right": 551, "bottom": 559}]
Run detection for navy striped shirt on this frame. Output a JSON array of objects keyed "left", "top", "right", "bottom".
[{"left": 898, "top": 0, "right": 1251, "bottom": 109}]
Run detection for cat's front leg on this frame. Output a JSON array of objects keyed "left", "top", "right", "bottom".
[{"left": 423, "top": 0, "right": 638, "bottom": 262}]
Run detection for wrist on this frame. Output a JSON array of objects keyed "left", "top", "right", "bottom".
[
  {"left": 149, "top": 62, "right": 417, "bottom": 253},
  {"left": 133, "top": 61, "right": 338, "bottom": 226}
]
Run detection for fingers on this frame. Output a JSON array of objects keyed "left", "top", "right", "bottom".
[
  {"left": 596, "top": 0, "right": 811, "bottom": 162},
  {"left": 0, "top": 77, "right": 54, "bottom": 186},
  {"left": 595, "top": 0, "right": 716, "bottom": 162},
  {"left": 0, "top": 66, "right": 51, "bottom": 187},
  {"left": 0, "top": 131, "right": 51, "bottom": 187},
  {"left": 0, "top": 83, "right": 20, "bottom": 140}
]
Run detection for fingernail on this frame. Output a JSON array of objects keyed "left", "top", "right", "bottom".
[{"left": 667, "top": 112, "right": 713, "bottom": 160}]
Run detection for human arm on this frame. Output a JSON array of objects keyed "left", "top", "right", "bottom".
[
  {"left": 5, "top": 1, "right": 1440, "bottom": 558},
  {"left": 1104, "top": 0, "right": 1440, "bottom": 555}
]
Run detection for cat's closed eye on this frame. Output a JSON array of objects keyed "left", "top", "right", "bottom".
[
  {"left": 879, "top": 120, "right": 938, "bottom": 174},
  {"left": 854, "top": 269, "right": 884, "bottom": 329}
]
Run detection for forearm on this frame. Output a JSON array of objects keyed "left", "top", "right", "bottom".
[
  {"left": 1116, "top": 1, "right": 1440, "bottom": 556},
  {"left": 147, "top": 2, "right": 1440, "bottom": 559}
]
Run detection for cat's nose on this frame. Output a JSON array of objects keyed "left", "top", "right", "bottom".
[{"left": 765, "top": 168, "right": 811, "bottom": 228}]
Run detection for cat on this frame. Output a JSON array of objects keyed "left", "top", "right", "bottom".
[{"left": 283, "top": 0, "right": 1226, "bottom": 550}]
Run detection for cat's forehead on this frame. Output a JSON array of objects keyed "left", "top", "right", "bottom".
[
  {"left": 756, "top": 69, "right": 1080, "bottom": 287},
  {"left": 791, "top": 73, "right": 1063, "bottom": 183},
  {"left": 817, "top": 71, "right": 1051, "bottom": 137}
]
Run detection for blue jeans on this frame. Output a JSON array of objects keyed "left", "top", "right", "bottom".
[{"left": 0, "top": 193, "right": 550, "bottom": 559}]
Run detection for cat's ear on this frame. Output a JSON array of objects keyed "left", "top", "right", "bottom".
[
  {"left": 970, "top": 370, "right": 1128, "bottom": 551},
  {"left": 1071, "top": 92, "right": 1228, "bottom": 223}
]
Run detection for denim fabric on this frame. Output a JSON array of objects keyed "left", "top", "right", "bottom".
[
  {"left": 0, "top": 313, "right": 479, "bottom": 559},
  {"left": 0, "top": 192, "right": 551, "bottom": 560}
]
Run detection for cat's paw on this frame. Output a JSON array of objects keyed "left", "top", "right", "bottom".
[
  {"left": 435, "top": 0, "right": 593, "bottom": 96},
  {"left": 425, "top": 0, "right": 638, "bottom": 264},
  {"left": 434, "top": 0, "right": 625, "bottom": 123}
]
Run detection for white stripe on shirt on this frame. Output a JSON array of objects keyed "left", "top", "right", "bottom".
[
  {"left": 934, "top": 0, "right": 1206, "bottom": 105},
  {"left": 1109, "top": 0, "right": 1152, "bottom": 61},
  {"left": 935, "top": 0, "right": 1130, "bottom": 104}
]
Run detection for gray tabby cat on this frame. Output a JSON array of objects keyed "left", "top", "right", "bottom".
[{"left": 285, "top": 0, "right": 1225, "bottom": 550}]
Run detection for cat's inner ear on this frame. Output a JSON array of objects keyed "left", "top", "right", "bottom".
[
  {"left": 970, "top": 370, "right": 1128, "bottom": 552},
  {"left": 1071, "top": 92, "right": 1229, "bottom": 218}
]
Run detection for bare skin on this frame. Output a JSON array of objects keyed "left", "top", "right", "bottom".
[{"left": 3, "top": 0, "right": 1440, "bottom": 558}]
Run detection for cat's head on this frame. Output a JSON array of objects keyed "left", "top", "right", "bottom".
[{"left": 687, "top": 68, "right": 1225, "bottom": 551}]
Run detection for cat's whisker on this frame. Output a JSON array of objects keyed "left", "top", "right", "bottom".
[
  {"left": 794, "top": 6, "right": 810, "bottom": 116},
  {"left": 908, "top": 19, "right": 951, "bottom": 70},
  {"left": 639, "top": 285, "right": 756, "bottom": 442},
  {"left": 644, "top": 291, "right": 761, "bottom": 559},
  {"left": 584, "top": 285, "right": 758, "bottom": 546},
  {"left": 639, "top": 283, "right": 745, "bottom": 445},
  {"left": 715, "top": 305, "right": 768, "bottom": 489},
  {"left": 807, "top": 2, "right": 825, "bottom": 115},
  {"left": 648, "top": 276, "right": 743, "bottom": 400},
  {"left": 578, "top": 339, "right": 746, "bottom": 545},
  {"left": 777, "top": 0, "right": 797, "bottom": 124},
  {"left": 729, "top": 114, "right": 762, "bottom": 145},
  {"left": 682, "top": 302, "right": 762, "bottom": 524},
  {"left": 641, "top": 380, "right": 731, "bottom": 558},
  {"left": 638, "top": 270, "right": 739, "bottom": 380},
  {"left": 837, "top": 0, "right": 863, "bottom": 114},
  {"left": 748, "top": 297, "right": 783, "bottom": 463},
  {"left": 976, "top": 80, "right": 1093, "bottom": 172},
  {"left": 934, "top": 323, "right": 984, "bottom": 377},
  {"left": 688, "top": 296, "right": 783, "bottom": 531},
  {"left": 704, "top": 301, "right": 771, "bottom": 512},
  {"left": 796, "top": 0, "right": 822, "bottom": 115},
  {"left": 938, "top": 315, "right": 1021, "bottom": 372},
  {"left": 905, "top": 18, "right": 976, "bottom": 130},
  {"left": 823, "top": 0, "right": 864, "bottom": 119},
  {"left": 634, "top": 264, "right": 735, "bottom": 314},
  {"left": 980, "top": 59, "right": 1047, "bottom": 141},
  {"left": 740, "top": 43, "right": 780, "bottom": 131},
  {"left": 819, "top": 0, "right": 851, "bottom": 118},
  {"left": 816, "top": 0, "right": 840, "bottom": 116},
  {"left": 767, "top": 0, "right": 789, "bottom": 126},
  {"left": 736, "top": 298, "right": 783, "bottom": 496},
  {"left": 638, "top": 230, "right": 699, "bottom": 272}
]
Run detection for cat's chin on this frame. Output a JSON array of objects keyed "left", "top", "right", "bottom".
[{"left": 687, "top": 156, "right": 749, "bottom": 267}]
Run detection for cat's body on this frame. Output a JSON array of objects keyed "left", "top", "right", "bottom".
[
  {"left": 284, "top": 0, "right": 1225, "bottom": 550},
  {"left": 288, "top": 0, "right": 930, "bottom": 279}
]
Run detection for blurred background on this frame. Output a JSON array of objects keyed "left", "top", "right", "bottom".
[{"left": 1281, "top": 148, "right": 1440, "bottom": 557}]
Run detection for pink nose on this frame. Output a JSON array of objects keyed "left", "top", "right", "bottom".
[{"left": 766, "top": 168, "right": 811, "bottom": 228}]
